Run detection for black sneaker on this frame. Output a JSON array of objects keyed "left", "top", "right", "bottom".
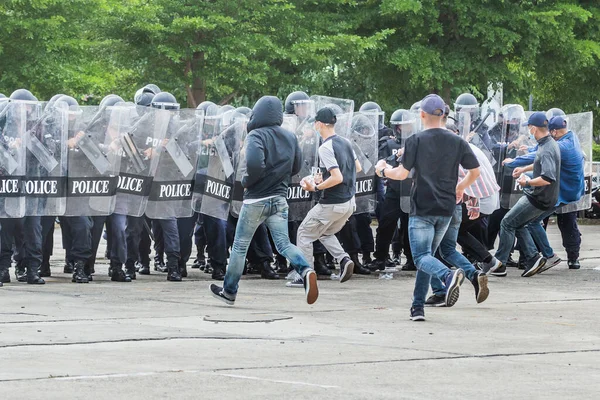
[
  {"left": 444, "top": 269, "right": 464, "bottom": 307},
  {"left": 506, "top": 256, "right": 519, "bottom": 268},
  {"left": 490, "top": 264, "right": 507, "bottom": 277},
  {"left": 410, "top": 307, "right": 425, "bottom": 321},
  {"left": 154, "top": 260, "right": 167, "bottom": 273},
  {"left": 472, "top": 271, "right": 489, "bottom": 304},
  {"left": 521, "top": 255, "right": 546, "bottom": 277},
  {"left": 425, "top": 294, "right": 446, "bottom": 307},
  {"left": 63, "top": 262, "right": 74, "bottom": 274},
  {"left": 401, "top": 260, "right": 417, "bottom": 271},
  {"left": 339, "top": 256, "right": 354, "bottom": 283},
  {"left": 368, "top": 259, "right": 386, "bottom": 271},
  {"left": 568, "top": 260, "right": 581, "bottom": 270},
  {"left": 0, "top": 269, "right": 11, "bottom": 284},
  {"left": 392, "top": 253, "right": 401, "bottom": 265},
  {"left": 138, "top": 264, "right": 151, "bottom": 275},
  {"left": 209, "top": 284, "right": 235, "bottom": 306},
  {"left": 304, "top": 270, "right": 318, "bottom": 305}
]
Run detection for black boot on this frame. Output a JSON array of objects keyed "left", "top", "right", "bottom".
[
  {"left": 15, "top": 262, "right": 27, "bottom": 282},
  {"left": 154, "top": 253, "right": 167, "bottom": 272},
  {"left": 138, "top": 263, "right": 150, "bottom": 275},
  {"left": 362, "top": 252, "right": 373, "bottom": 267},
  {"left": 39, "top": 260, "right": 51, "bottom": 277},
  {"left": 192, "top": 247, "right": 206, "bottom": 269},
  {"left": 246, "top": 262, "right": 260, "bottom": 274},
  {"left": 125, "top": 261, "right": 137, "bottom": 280},
  {"left": 401, "top": 259, "right": 417, "bottom": 271},
  {"left": 314, "top": 253, "right": 332, "bottom": 276},
  {"left": 261, "top": 261, "right": 280, "bottom": 280},
  {"left": 0, "top": 267, "right": 10, "bottom": 284},
  {"left": 72, "top": 261, "right": 89, "bottom": 283},
  {"left": 63, "top": 261, "right": 74, "bottom": 274},
  {"left": 275, "top": 255, "right": 288, "bottom": 273},
  {"left": 84, "top": 262, "right": 93, "bottom": 282},
  {"left": 211, "top": 264, "right": 225, "bottom": 281},
  {"left": 26, "top": 265, "right": 45, "bottom": 285},
  {"left": 179, "top": 260, "right": 188, "bottom": 278},
  {"left": 351, "top": 253, "right": 371, "bottom": 275},
  {"left": 110, "top": 262, "right": 131, "bottom": 282},
  {"left": 167, "top": 263, "right": 182, "bottom": 282}
]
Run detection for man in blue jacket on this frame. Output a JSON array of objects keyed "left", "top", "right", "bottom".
[
  {"left": 209, "top": 96, "right": 318, "bottom": 306},
  {"left": 510, "top": 116, "right": 585, "bottom": 271}
]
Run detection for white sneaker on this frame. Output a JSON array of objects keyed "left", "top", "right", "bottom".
[{"left": 539, "top": 255, "right": 562, "bottom": 273}]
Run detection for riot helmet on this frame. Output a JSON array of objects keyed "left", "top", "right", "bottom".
[
  {"left": 359, "top": 101, "right": 384, "bottom": 129},
  {"left": 284, "top": 91, "right": 311, "bottom": 117},
  {"left": 134, "top": 88, "right": 155, "bottom": 107},
  {"left": 454, "top": 93, "right": 479, "bottom": 121},
  {"left": 409, "top": 101, "right": 421, "bottom": 114},
  {"left": 546, "top": 108, "right": 566, "bottom": 119},
  {"left": 150, "top": 92, "right": 180, "bottom": 110},
  {"left": 234, "top": 106, "right": 252, "bottom": 116},
  {"left": 10, "top": 89, "right": 38, "bottom": 102},
  {"left": 143, "top": 84, "right": 161, "bottom": 95},
  {"left": 99, "top": 94, "right": 125, "bottom": 109},
  {"left": 389, "top": 109, "right": 416, "bottom": 140},
  {"left": 501, "top": 104, "right": 526, "bottom": 141},
  {"left": 56, "top": 95, "right": 82, "bottom": 130}
]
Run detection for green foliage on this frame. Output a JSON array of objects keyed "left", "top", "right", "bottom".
[
  {"left": 0, "top": 0, "right": 599, "bottom": 140},
  {"left": 593, "top": 143, "right": 600, "bottom": 162}
]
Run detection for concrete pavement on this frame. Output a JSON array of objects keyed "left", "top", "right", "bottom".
[{"left": 0, "top": 223, "right": 599, "bottom": 399}]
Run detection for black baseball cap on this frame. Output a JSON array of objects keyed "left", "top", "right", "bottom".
[{"left": 310, "top": 107, "right": 337, "bottom": 124}]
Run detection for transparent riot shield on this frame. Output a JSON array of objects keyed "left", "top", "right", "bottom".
[
  {"left": 23, "top": 100, "right": 68, "bottom": 216},
  {"left": 286, "top": 113, "right": 319, "bottom": 222},
  {"left": 556, "top": 112, "right": 593, "bottom": 214},
  {"left": 348, "top": 113, "right": 377, "bottom": 214},
  {"left": 229, "top": 112, "right": 250, "bottom": 218},
  {"left": 0, "top": 102, "right": 27, "bottom": 218},
  {"left": 112, "top": 104, "right": 170, "bottom": 217},
  {"left": 64, "top": 105, "right": 123, "bottom": 216},
  {"left": 192, "top": 104, "right": 222, "bottom": 213},
  {"left": 459, "top": 110, "right": 496, "bottom": 168},
  {"left": 310, "top": 95, "right": 355, "bottom": 138},
  {"left": 198, "top": 120, "right": 243, "bottom": 220},
  {"left": 389, "top": 112, "right": 418, "bottom": 214},
  {"left": 145, "top": 109, "right": 204, "bottom": 219},
  {"left": 498, "top": 105, "right": 534, "bottom": 209}
]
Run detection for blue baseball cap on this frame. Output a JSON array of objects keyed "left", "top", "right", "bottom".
[
  {"left": 548, "top": 116, "right": 567, "bottom": 130},
  {"left": 420, "top": 94, "right": 445, "bottom": 117},
  {"left": 523, "top": 112, "right": 548, "bottom": 128}
]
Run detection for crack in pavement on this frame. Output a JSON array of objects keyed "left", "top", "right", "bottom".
[
  {"left": 0, "top": 348, "right": 598, "bottom": 384},
  {"left": 0, "top": 335, "right": 306, "bottom": 349}
]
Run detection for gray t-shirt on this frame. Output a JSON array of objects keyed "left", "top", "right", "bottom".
[
  {"left": 525, "top": 135, "right": 561, "bottom": 210},
  {"left": 318, "top": 135, "right": 357, "bottom": 204}
]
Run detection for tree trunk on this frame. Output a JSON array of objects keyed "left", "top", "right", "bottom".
[{"left": 186, "top": 51, "right": 206, "bottom": 108}]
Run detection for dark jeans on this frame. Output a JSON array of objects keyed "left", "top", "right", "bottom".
[
  {"left": 528, "top": 209, "right": 581, "bottom": 261},
  {"left": 487, "top": 207, "right": 509, "bottom": 250},
  {"left": 151, "top": 218, "right": 180, "bottom": 268},
  {"left": 354, "top": 213, "right": 374, "bottom": 253},
  {"left": 202, "top": 215, "right": 227, "bottom": 268},
  {"left": 458, "top": 204, "right": 492, "bottom": 263},
  {"left": 62, "top": 216, "right": 93, "bottom": 263},
  {"left": 374, "top": 196, "right": 412, "bottom": 262},
  {"left": 177, "top": 215, "right": 197, "bottom": 266},
  {"left": 495, "top": 196, "right": 547, "bottom": 265},
  {"left": 41, "top": 217, "right": 55, "bottom": 268},
  {"left": 90, "top": 216, "right": 106, "bottom": 271}
]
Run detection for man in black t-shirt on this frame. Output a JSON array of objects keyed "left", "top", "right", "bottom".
[{"left": 376, "top": 94, "right": 481, "bottom": 321}]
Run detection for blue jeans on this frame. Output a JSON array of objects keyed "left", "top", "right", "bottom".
[
  {"left": 526, "top": 207, "right": 557, "bottom": 258},
  {"left": 409, "top": 215, "right": 452, "bottom": 308},
  {"left": 223, "top": 196, "right": 311, "bottom": 296},
  {"left": 495, "top": 196, "right": 547, "bottom": 265},
  {"left": 431, "top": 205, "right": 479, "bottom": 296}
]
